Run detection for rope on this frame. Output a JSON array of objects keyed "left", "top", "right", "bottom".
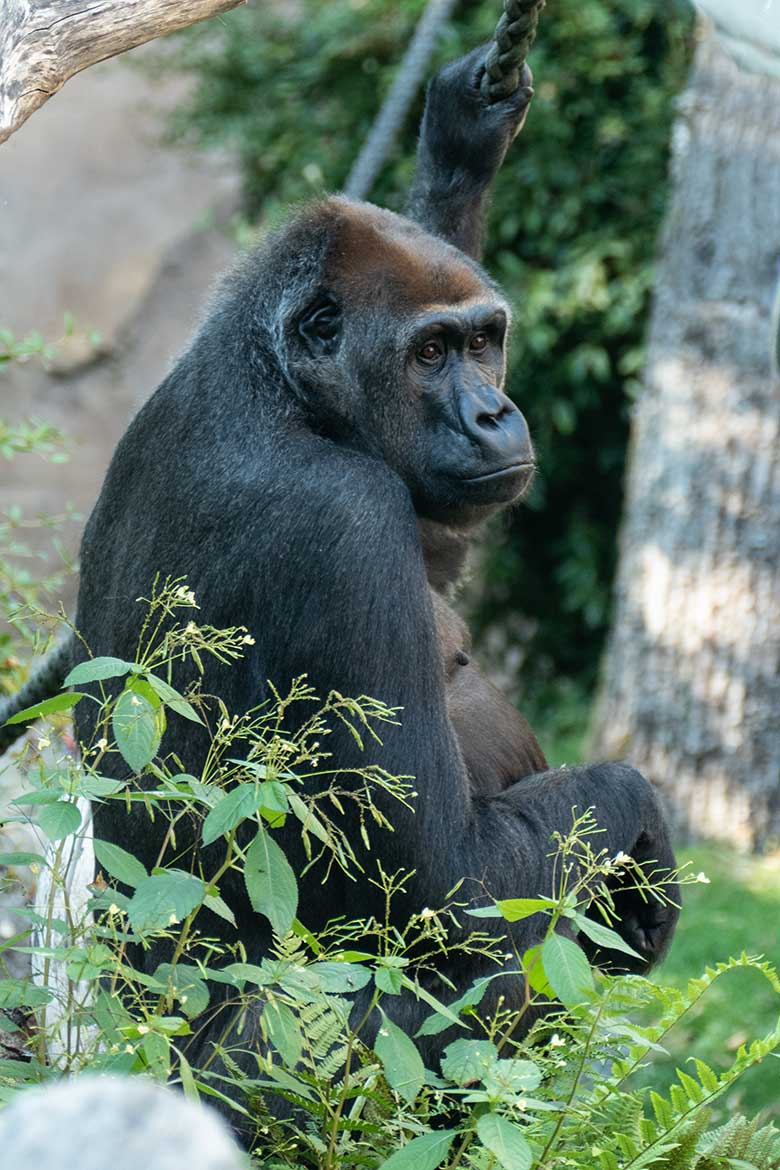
[
  {"left": 480, "top": 0, "right": 545, "bottom": 102},
  {"left": 344, "top": 0, "right": 459, "bottom": 201},
  {"left": 345, "top": 0, "right": 547, "bottom": 201}
]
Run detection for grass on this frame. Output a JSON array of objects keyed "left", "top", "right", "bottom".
[{"left": 637, "top": 842, "right": 780, "bottom": 1123}]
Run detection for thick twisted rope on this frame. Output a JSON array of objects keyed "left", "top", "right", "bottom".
[{"left": 481, "top": 0, "right": 545, "bottom": 102}]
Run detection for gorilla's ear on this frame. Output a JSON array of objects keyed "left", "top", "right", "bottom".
[{"left": 298, "top": 293, "right": 342, "bottom": 356}]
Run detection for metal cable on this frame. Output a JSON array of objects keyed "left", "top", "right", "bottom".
[{"left": 344, "top": 0, "right": 459, "bottom": 201}]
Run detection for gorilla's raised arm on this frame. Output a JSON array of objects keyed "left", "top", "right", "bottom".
[{"left": 406, "top": 45, "right": 534, "bottom": 259}]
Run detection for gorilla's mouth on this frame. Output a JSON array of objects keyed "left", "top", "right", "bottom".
[{"left": 465, "top": 460, "right": 535, "bottom": 484}]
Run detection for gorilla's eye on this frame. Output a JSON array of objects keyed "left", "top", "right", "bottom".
[
  {"left": 469, "top": 333, "right": 488, "bottom": 354},
  {"left": 418, "top": 339, "right": 445, "bottom": 364},
  {"left": 308, "top": 303, "right": 339, "bottom": 339}
]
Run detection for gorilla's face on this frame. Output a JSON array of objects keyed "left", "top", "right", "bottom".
[
  {"left": 392, "top": 300, "right": 535, "bottom": 522},
  {"left": 293, "top": 204, "right": 535, "bottom": 525}
]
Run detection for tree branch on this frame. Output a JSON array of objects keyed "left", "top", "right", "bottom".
[{"left": 0, "top": 0, "right": 246, "bottom": 145}]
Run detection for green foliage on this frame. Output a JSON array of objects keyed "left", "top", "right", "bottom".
[
  {"left": 2, "top": 600, "right": 779, "bottom": 1166},
  {"left": 159, "top": 0, "right": 694, "bottom": 693},
  {"left": 0, "top": 324, "right": 91, "bottom": 677},
  {"left": 635, "top": 843, "right": 780, "bottom": 1125}
]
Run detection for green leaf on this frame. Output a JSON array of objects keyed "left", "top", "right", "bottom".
[
  {"left": 0, "top": 978, "right": 53, "bottom": 1010},
  {"left": 145, "top": 675, "right": 203, "bottom": 725},
  {"left": 416, "top": 975, "right": 495, "bottom": 1036},
  {"left": 375, "top": 965, "right": 404, "bottom": 995},
  {"left": 309, "top": 961, "right": 372, "bottom": 993},
  {"left": 468, "top": 897, "right": 554, "bottom": 922},
  {"left": 572, "top": 911, "right": 642, "bottom": 961},
  {"left": 522, "top": 944, "right": 554, "bottom": 998},
  {"left": 63, "top": 657, "right": 134, "bottom": 686},
  {"left": 374, "top": 1009, "right": 425, "bottom": 1103},
  {"left": 4, "top": 691, "right": 85, "bottom": 726},
  {"left": 10, "top": 790, "right": 61, "bottom": 806},
  {"left": 93, "top": 839, "right": 148, "bottom": 888},
  {"left": 541, "top": 933, "right": 595, "bottom": 1007},
  {"left": 476, "top": 1113, "right": 533, "bottom": 1170},
  {"left": 142, "top": 1029, "right": 171, "bottom": 1077},
  {"left": 258, "top": 780, "right": 290, "bottom": 814},
  {"left": 0, "top": 852, "right": 47, "bottom": 867},
  {"left": 244, "top": 825, "right": 298, "bottom": 936},
  {"left": 400, "top": 974, "right": 465, "bottom": 1030},
  {"left": 75, "top": 775, "right": 125, "bottom": 799},
  {"left": 203, "top": 893, "right": 236, "bottom": 927},
  {"left": 287, "top": 788, "right": 327, "bottom": 841},
  {"left": 177, "top": 1052, "right": 199, "bottom": 1101},
  {"left": 377, "top": 1131, "right": 456, "bottom": 1170},
  {"left": 112, "top": 687, "right": 162, "bottom": 772},
  {"left": 262, "top": 999, "right": 302, "bottom": 1067},
  {"left": 441, "top": 1039, "right": 498, "bottom": 1086},
  {"left": 201, "top": 784, "right": 263, "bottom": 847},
  {"left": 153, "top": 963, "right": 210, "bottom": 1018},
  {"left": 496, "top": 897, "right": 555, "bottom": 922},
  {"left": 220, "top": 962, "right": 268, "bottom": 987},
  {"left": 483, "top": 1058, "right": 542, "bottom": 1096},
  {"left": 127, "top": 871, "right": 205, "bottom": 935},
  {"left": 36, "top": 799, "right": 82, "bottom": 840}
]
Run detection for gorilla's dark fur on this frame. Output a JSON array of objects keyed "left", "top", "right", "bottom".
[{"left": 13, "top": 48, "right": 680, "bottom": 1142}]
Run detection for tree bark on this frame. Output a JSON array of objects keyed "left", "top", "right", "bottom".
[
  {"left": 0, "top": 0, "right": 246, "bottom": 145},
  {"left": 591, "top": 28, "right": 780, "bottom": 851}
]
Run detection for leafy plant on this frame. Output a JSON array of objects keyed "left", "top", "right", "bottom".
[{"left": 2, "top": 582, "right": 779, "bottom": 1167}]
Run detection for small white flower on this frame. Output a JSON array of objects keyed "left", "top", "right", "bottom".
[
  {"left": 137, "top": 1024, "right": 149, "bottom": 1035},
  {"left": 517, "top": 1098, "right": 528, "bottom": 1111},
  {"left": 420, "top": 907, "right": 436, "bottom": 920},
  {"left": 36, "top": 737, "right": 51, "bottom": 750},
  {"left": 130, "top": 695, "right": 142, "bottom": 707},
  {"left": 242, "top": 634, "right": 256, "bottom": 645},
  {"left": 108, "top": 903, "right": 121, "bottom": 916},
  {"left": 550, "top": 1033, "right": 566, "bottom": 1048},
  {"left": 124, "top": 1044, "right": 135, "bottom": 1054},
  {"left": 185, "top": 621, "right": 197, "bottom": 634},
  {"left": 612, "top": 850, "right": 632, "bottom": 866},
  {"left": 96, "top": 737, "right": 108, "bottom": 752},
  {"left": 695, "top": 871, "right": 710, "bottom": 884}
]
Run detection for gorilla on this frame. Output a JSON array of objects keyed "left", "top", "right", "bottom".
[{"left": 12, "top": 47, "right": 680, "bottom": 1139}]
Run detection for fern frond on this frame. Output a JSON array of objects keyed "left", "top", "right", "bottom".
[{"left": 698, "top": 1114, "right": 780, "bottom": 1168}]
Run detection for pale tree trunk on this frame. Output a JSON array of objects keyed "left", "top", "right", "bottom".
[
  {"left": 0, "top": 0, "right": 245, "bottom": 145},
  {"left": 591, "top": 28, "right": 780, "bottom": 851}
]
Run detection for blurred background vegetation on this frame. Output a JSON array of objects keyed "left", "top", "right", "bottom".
[{"left": 161, "top": 0, "right": 695, "bottom": 743}]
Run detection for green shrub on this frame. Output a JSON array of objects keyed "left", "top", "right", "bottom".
[
  {"left": 2, "top": 584, "right": 779, "bottom": 1167},
  {"left": 160, "top": 0, "right": 694, "bottom": 698}
]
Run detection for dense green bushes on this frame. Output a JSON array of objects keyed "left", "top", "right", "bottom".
[{"left": 163, "top": 0, "right": 694, "bottom": 702}]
